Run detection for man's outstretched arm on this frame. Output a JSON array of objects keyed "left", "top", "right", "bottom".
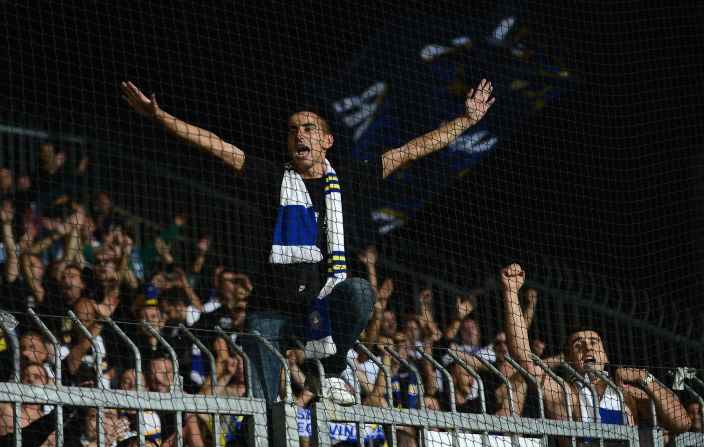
[
  {"left": 381, "top": 79, "right": 494, "bottom": 179},
  {"left": 120, "top": 81, "right": 246, "bottom": 172}
]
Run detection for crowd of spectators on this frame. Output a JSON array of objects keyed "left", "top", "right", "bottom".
[{"left": 0, "top": 141, "right": 703, "bottom": 447}]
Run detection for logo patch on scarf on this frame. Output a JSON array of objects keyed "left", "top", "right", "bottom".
[{"left": 309, "top": 311, "right": 322, "bottom": 329}]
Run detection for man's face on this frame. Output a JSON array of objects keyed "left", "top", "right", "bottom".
[
  {"left": 94, "top": 253, "right": 117, "bottom": 283},
  {"left": 493, "top": 332, "right": 509, "bottom": 360},
  {"left": 381, "top": 310, "right": 397, "bottom": 338},
  {"left": 148, "top": 358, "right": 174, "bottom": 393},
  {"left": 219, "top": 273, "right": 245, "bottom": 306},
  {"left": 287, "top": 112, "right": 333, "bottom": 176},
  {"left": 96, "top": 193, "right": 112, "bottom": 215},
  {"left": 119, "top": 369, "right": 146, "bottom": 391},
  {"left": 459, "top": 319, "right": 480, "bottom": 347},
  {"left": 230, "top": 301, "right": 247, "bottom": 328},
  {"left": 20, "top": 334, "right": 48, "bottom": 366},
  {"left": 403, "top": 318, "right": 421, "bottom": 343},
  {"left": 20, "top": 364, "right": 48, "bottom": 386},
  {"left": 139, "top": 306, "right": 166, "bottom": 334},
  {"left": 61, "top": 267, "right": 85, "bottom": 300},
  {"left": 566, "top": 330, "right": 609, "bottom": 374}
]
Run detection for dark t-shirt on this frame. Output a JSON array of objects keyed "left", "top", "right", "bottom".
[{"left": 241, "top": 155, "right": 383, "bottom": 315}]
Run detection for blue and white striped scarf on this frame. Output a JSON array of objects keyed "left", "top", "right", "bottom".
[{"left": 269, "top": 159, "right": 347, "bottom": 359}]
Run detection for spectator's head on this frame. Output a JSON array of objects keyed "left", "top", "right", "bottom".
[
  {"left": 20, "top": 363, "right": 50, "bottom": 386},
  {"left": 60, "top": 264, "right": 85, "bottom": 302},
  {"left": 93, "top": 247, "right": 118, "bottom": 284},
  {"left": 217, "top": 270, "right": 252, "bottom": 309},
  {"left": 137, "top": 293, "right": 166, "bottom": 336},
  {"left": 380, "top": 309, "right": 397, "bottom": 339},
  {"left": 687, "top": 401, "right": 702, "bottom": 433},
  {"left": 564, "top": 329, "right": 608, "bottom": 374},
  {"left": 458, "top": 317, "right": 481, "bottom": 347},
  {"left": 118, "top": 368, "right": 147, "bottom": 391},
  {"left": 394, "top": 332, "right": 412, "bottom": 362},
  {"left": 38, "top": 142, "right": 66, "bottom": 173},
  {"left": 229, "top": 299, "right": 247, "bottom": 329},
  {"left": 287, "top": 109, "right": 334, "bottom": 175},
  {"left": 20, "top": 331, "right": 49, "bottom": 367},
  {"left": 493, "top": 332, "right": 509, "bottom": 363},
  {"left": 147, "top": 356, "right": 174, "bottom": 393},
  {"left": 99, "top": 219, "right": 125, "bottom": 246},
  {"left": 93, "top": 191, "right": 113, "bottom": 216},
  {"left": 73, "top": 298, "right": 98, "bottom": 329},
  {"left": 403, "top": 315, "right": 422, "bottom": 344},
  {"left": 158, "top": 288, "right": 191, "bottom": 323},
  {"left": 0, "top": 168, "right": 12, "bottom": 192}
]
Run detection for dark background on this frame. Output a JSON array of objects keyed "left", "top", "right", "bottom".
[{"left": 3, "top": 1, "right": 704, "bottom": 336}]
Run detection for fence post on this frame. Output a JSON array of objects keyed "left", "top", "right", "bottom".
[
  {"left": 250, "top": 330, "right": 299, "bottom": 447},
  {"left": 105, "top": 318, "right": 145, "bottom": 447},
  {"left": 355, "top": 341, "right": 396, "bottom": 446},
  {"left": 0, "top": 311, "right": 21, "bottom": 447},
  {"left": 67, "top": 310, "right": 105, "bottom": 447},
  {"left": 27, "top": 308, "right": 64, "bottom": 447}
]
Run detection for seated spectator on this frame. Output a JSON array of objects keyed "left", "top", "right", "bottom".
[
  {"left": 63, "top": 298, "right": 112, "bottom": 388},
  {"left": 63, "top": 407, "right": 131, "bottom": 447},
  {"left": 499, "top": 264, "right": 691, "bottom": 445},
  {"left": 116, "top": 369, "right": 162, "bottom": 444},
  {"left": 0, "top": 363, "right": 55, "bottom": 444},
  {"left": 20, "top": 331, "right": 55, "bottom": 381}
]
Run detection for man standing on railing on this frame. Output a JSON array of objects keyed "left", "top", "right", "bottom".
[
  {"left": 120, "top": 79, "right": 494, "bottom": 409},
  {"left": 499, "top": 263, "right": 691, "bottom": 445}
]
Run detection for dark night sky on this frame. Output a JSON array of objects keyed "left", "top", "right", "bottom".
[{"left": 3, "top": 1, "right": 704, "bottom": 327}]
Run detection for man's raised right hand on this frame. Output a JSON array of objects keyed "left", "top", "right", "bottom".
[{"left": 120, "top": 81, "right": 160, "bottom": 119}]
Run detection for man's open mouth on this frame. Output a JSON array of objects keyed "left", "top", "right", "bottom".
[
  {"left": 295, "top": 146, "right": 310, "bottom": 158},
  {"left": 583, "top": 356, "right": 596, "bottom": 365}
]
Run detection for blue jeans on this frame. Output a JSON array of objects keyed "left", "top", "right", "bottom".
[{"left": 242, "top": 277, "right": 375, "bottom": 405}]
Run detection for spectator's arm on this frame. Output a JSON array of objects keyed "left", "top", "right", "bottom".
[
  {"left": 65, "top": 319, "right": 103, "bottom": 376},
  {"left": 364, "top": 340, "right": 392, "bottom": 408},
  {"left": 21, "top": 253, "right": 45, "bottom": 303},
  {"left": 191, "top": 236, "right": 210, "bottom": 275},
  {"left": 419, "top": 337, "right": 438, "bottom": 397},
  {"left": 357, "top": 245, "right": 379, "bottom": 293},
  {"left": 1, "top": 201, "right": 19, "bottom": 284},
  {"left": 617, "top": 368, "right": 691, "bottom": 433},
  {"left": 417, "top": 289, "right": 436, "bottom": 332},
  {"left": 523, "top": 288, "right": 539, "bottom": 328},
  {"left": 381, "top": 79, "right": 494, "bottom": 179},
  {"left": 121, "top": 81, "right": 246, "bottom": 172},
  {"left": 500, "top": 264, "right": 574, "bottom": 429},
  {"left": 444, "top": 296, "right": 475, "bottom": 340}
]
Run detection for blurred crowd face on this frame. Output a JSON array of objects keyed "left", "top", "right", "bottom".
[
  {"left": 381, "top": 310, "right": 397, "bottom": 338},
  {"left": 138, "top": 305, "right": 166, "bottom": 336},
  {"left": 230, "top": 301, "right": 247, "bottom": 328},
  {"left": 403, "top": 318, "right": 422, "bottom": 344},
  {"left": 94, "top": 192, "right": 112, "bottom": 215},
  {"left": 218, "top": 272, "right": 250, "bottom": 309},
  {"left": 20, "top": 364, "right": 50, "bottom": 386},
  {"left": 459, "top": 318, "right": 480, "bottom": 347},
  {"left": 394, "top": 332, "right": 412, "bottom": 361},
  {"left": 60, "top": 266, "right": 85, "bottom": 302},
  {"left": 493, "top": 332, "right": 509, "bottom": 361},
  {"left": 94, "top": 252, "right": 118, "bottom": 283},
  {"left": 118, "top": 368, "right": 147, "bottom": 392},
  {"left": 147, "top": 358, "right": 174, "bottom": 393},
  {"left": 566, "top": 330, "right": 608, "bottom": 374},
  {"left": 20, "top": 333, "right": 49, "bottom": 367}
]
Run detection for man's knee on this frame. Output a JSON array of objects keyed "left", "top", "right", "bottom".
[{"left": 344, "top": 277, "right": 375, "bottom": 311}]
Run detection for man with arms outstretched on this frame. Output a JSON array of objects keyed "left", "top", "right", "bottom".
[
  {"left": 499, "top": 264, "right": 689, "bottom": 445},
  {"left": 120, "top": 79, "right": 495, "bottom": 407}
]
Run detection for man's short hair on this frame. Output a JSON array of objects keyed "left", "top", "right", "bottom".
[
  {"left": 291, "top": 105, "right": 332, "bottom": 134},
  {"left": 564, "top": 326, "right": 606, "bottom": 356}
]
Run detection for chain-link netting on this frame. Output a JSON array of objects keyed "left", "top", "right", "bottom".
[{"left": 2, "top": 1, "right": 704, "bottom": 446}]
